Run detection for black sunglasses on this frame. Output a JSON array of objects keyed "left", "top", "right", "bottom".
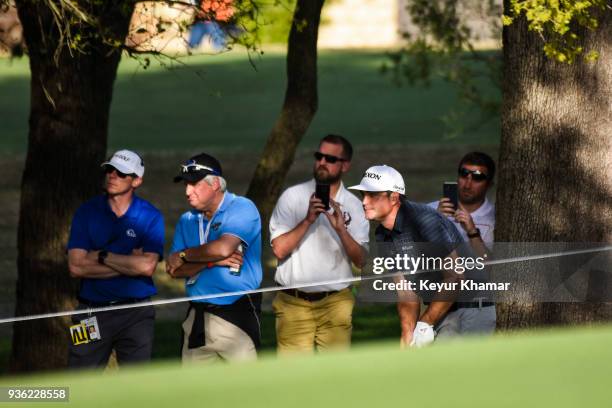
[
  {"left": 104, "top": 166, "right": 135, "bottom": 179},
  {"left": 314, "top": 152, "right": 346, "bottom": 164},
  {"left": 458, "top": 167, "right": 488, "bottom": 182}
]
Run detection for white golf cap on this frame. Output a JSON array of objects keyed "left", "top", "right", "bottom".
[
  {"left": 101, "top": 149, "right": 145, "bottom": 177},
  {"left": 348, "top": 165, "right": 405, "bottom": 194}
]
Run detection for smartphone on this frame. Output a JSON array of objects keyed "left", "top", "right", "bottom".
[
  {"left": 229, "top": 244, "right": 243, "bottom": 276},
  {"left": 443, "top": 182, "right": 458, "bottom": 210},
  {"left": 315, "top": 183, "right": 331, "bottom": 211}
]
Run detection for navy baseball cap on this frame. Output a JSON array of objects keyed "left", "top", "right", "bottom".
[{"left": 174, "top": 153, "right": 223, "bottom": 183}]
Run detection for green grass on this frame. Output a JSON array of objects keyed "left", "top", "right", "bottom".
[
  {"left": 2, "top": 325, "right": 610, "bottom": 407},
  {"left": 0, "top": 49, "right": 500, "bottom": 154}
]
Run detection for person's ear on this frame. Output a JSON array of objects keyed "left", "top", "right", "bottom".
[
  {"left": 390, "top": 192, "right": 400, "bottom": 205},
  {"left": 132, "top": 177, "right": 143, "bottom": 189},
  {"left": 212, "top": 177, "right": 222, "bottom": 192},
  {"left": 341, "top": 160, "right": 351, "bottom": 173}
]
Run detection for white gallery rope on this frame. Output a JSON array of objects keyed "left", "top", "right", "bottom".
[{"left": 0, "top": 245, "right": 610, "bottom": 325}]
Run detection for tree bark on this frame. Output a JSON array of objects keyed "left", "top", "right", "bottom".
[
  {"left": 496, "top": 3, "right": 612, "bottom": 329},
  {"left": 10, "top": 0, "right": 134, "bottom": 373},
  {"left": 246, "top": 0, "right": 324, "bottom": 245}
]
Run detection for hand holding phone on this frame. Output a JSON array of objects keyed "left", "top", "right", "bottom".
[
  {"left": 443, "top": 182, "right": 458, "bottom": 210},
  {"left": 315, "top": 182, "right": 331, "bottom": 211}
]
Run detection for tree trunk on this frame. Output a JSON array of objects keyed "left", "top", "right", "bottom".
[
  {"left": 10, "top": 0, "right": 134, "bottom": 373},
  {"left": 246, "top": 0, "right": 324, "bottom": 245},
  {"left": 496, "top": 4, "right": 612, "bottom": 329}
]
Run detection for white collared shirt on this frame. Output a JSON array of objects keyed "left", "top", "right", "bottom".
[
  {"left": 427, "top": 197, "right": 495, "bottom": 248},
  {"left": 270, "top": 179, "right": 370, "bottom": 292}
]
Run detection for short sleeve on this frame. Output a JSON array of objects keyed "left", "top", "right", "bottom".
[
  {"left": 269, "top": 189, "right": 297, "bottom": 242},
  {"left": 170, "top": 215, "right": 188, "bottom": 254},
  {"left": 346, "top": 201, "right": 370, "bottom": 245},
  {"left": 142, "top": 211, "right": 165, "bottom": 259},
  {"left": 67, "top": 205, "right": 92, "bottom": 251},
  {"left": 221, "top": 200, "right": 261, "bottom": 247}
]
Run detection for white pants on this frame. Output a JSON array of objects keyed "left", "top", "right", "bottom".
[{"left": 181, "top": 309, "right": 257, "bottom": 363}]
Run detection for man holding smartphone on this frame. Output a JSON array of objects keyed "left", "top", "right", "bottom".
[
  {"left": 431, "top": 152, "right": 495, "bottom": 256},
  {"left": 429, "top": 151, "right": 497, "bottom": 337},
  {"left": 270, "top": 135, "right": 369, "bottom": 354}
]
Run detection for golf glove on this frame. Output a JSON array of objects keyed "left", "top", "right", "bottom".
[{"left": 410, "top": 321, "right": 435, "bottom": 348}]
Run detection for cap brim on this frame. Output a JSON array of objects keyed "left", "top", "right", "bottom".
[
  {"left": 173, "top": 171, "right": 212, "bottom": 183},
  {"left": 348, "top": 183, "right": 387, "bottom": 192},
  {"left": 101, "top": 162, "right": 137, "bottom": 176}
]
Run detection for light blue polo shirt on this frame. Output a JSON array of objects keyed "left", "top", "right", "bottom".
[
  {"left": 67, "top": 194, "right": 164, "bottom": 302},
  {"left": 170, "top": 192, "right": 262, "bottom": 305}
]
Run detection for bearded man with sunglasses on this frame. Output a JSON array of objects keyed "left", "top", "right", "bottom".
[
  {"left": 429, "top": 151, "right": 497, "bottom": 338},
  {"left": 67, "top": 149, "right": 164, "bottom": 368},
  {"left": 269, "top": 134, "right": 369, "bottom": 354}
]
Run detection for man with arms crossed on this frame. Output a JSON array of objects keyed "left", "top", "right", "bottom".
[
  {"left": 349, "top": 165, "right": 464, "bottom": 347},
  {"left": 67, "top": 149, "right": 164, "bottom": 368},
  {"left": 167, "top": 153, "right": 262, "bottom": 362},
  {"left": 270, "top": 135, "right": 369, "bottom": 353}
]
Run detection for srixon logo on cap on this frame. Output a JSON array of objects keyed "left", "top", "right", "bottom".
[{"left": 363, "top": 172, "right": 382, "bottom": 180}]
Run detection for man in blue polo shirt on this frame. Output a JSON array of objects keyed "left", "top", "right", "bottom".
[
  {"left": 167, "top": 152, "right": 262, "bottom": 363},
  {"left": 67, "top": 149, "right": 164, "bottom": 368}
]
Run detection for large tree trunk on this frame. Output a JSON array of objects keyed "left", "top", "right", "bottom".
[
  {"left": 496, "top": 4, "right": 612, "bottom": 329},
  {"left": 10, "top": 0, "right": 134, "bottom": 373},
  {"left": 246, "top": 0, "right": 324, "bottom": 244}
]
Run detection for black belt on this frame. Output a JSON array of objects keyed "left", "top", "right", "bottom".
[
  {"left": 453, "top": 301, "right": 495, "bottom": 310},
  {"left": 77, "top": 297, "right": 150, "bottom": 308},
  {"left": 281, "top": 288, "right": 340, "bottom": 302}
]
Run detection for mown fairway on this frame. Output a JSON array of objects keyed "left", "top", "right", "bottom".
[
  {"left": 0, "top": 49, "right": 500, "bottom": 153},
  {"left": 1, "top": 325, "right": 609, "bottom": 407}
]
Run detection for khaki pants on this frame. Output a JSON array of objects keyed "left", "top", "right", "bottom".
[
  {"left": 273, "top": 288, "right": 355, "bottom": 355},
  {"left": 181, "top": 308, "right": 257, "bottom": 363}
]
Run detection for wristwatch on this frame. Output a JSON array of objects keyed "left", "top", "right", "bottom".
[
  {"left": 179, "top": 251, "right": 189, "bottom": 263},
  {"left": 467, "top": 228, "right": 481, "bottom": 239},
  {"left": 98, "top": 250, "right": 109, "bottom": 265}
]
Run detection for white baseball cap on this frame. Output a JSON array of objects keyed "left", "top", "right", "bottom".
[
  {"left": 101, "top": 150, "right": 145, "bottom": 177},
  {"left": 348, "top": 165, "right": 405, "bottom": 194}
]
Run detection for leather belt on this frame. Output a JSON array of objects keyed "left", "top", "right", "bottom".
[
  {"left": 453, "top": 301, "right": 494, "bottom": 310},
  {"left": 77, "top": 297, "right": 150, "bottom": 308},
  {"left": 281, "top": 289, "right": 339, "bottom": 302}
]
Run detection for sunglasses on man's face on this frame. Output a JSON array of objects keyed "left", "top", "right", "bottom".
[
  {"left": 458, "top": 167, "right": 488, "bottom": 182},
  {"left": 314, "top": 152, "right": 346, "bottom": 164},
  {"left": 104, "top": 166, "right": 135, "bottom": 179}
]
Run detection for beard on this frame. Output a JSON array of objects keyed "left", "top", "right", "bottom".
[
  {"left": 459, "top": 190, "right": 485, "bottom": 205},
  {"left": 314, "top": 166, "right": 341, "bottom": 184}
]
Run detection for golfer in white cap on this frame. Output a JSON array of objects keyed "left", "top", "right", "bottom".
[{"left": 349, "top": 165, "right": 464, "bottom": 348}]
